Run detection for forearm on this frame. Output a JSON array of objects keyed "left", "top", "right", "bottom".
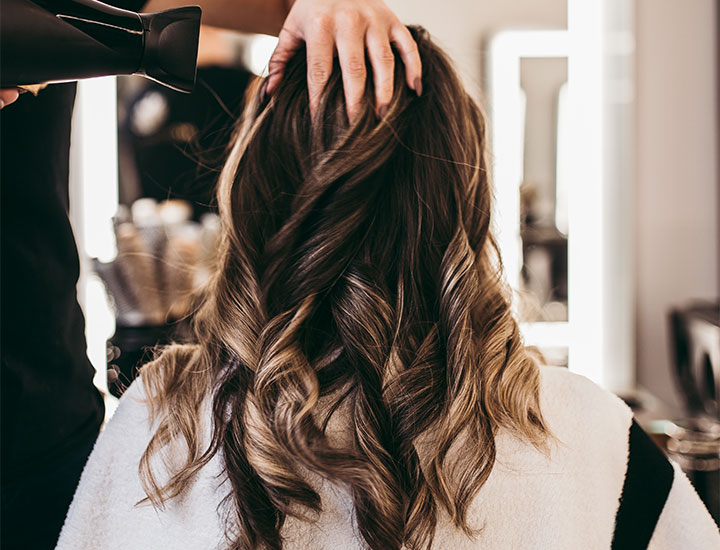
[{"left": 142, "top": 0, "right": 290, "bottom": 36}]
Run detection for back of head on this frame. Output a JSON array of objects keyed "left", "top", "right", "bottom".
[{"left": 140, "top": 26, "right": 549, "bottom": 550}]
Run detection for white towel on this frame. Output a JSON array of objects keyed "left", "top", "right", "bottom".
[{"left": 56, "top": 366, "right": 720, "bottom": 549}]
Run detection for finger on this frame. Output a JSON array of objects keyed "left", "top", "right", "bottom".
[
  {"left": 390, "top": 25, "right": 422, "bottom": 96},
  {"left": 335, "top": 13, "right": 368, "bottom": 123},
  {"left": 266, "top": 26, "right": 303, "bottom": 96},
  {"left": 366, "top": 28, "right": 395, "bottom": 117},
  {"left": 0, "top": 88, "right": 20, "bottom": 109},
  {"left": 305, "top": 16, "right": 335, "bottom": 119}
]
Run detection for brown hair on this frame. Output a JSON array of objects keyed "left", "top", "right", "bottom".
[{"left": 138, "top": 25, "right": 549, "bottom": 550}]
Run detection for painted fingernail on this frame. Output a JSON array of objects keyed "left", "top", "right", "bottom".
[
  {"left": 378, "top": 104, "right": 388, "bottom": 118},
  {"left": 260, "top": 80, "right": 272, "bottom": 103},
  {"left": 414, "top": 77, "right": 423, "bottom": 97}
]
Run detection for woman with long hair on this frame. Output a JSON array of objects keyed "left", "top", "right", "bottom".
[{"left": 56, "top": 26, "right": 719, "bottom": 550}]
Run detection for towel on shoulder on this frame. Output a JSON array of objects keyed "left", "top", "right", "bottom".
[{"left": 55, "top": 366, "right": 720, "bottom": 550}]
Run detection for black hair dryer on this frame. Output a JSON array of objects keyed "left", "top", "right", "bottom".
[{"left": 0, "top": 0, "right": 202, "bottom": 93}]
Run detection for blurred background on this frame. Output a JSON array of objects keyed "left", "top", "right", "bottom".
[{"left": 68, "top": 0, "right": 718, "bottom": 519}]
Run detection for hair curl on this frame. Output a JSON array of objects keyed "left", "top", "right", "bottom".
[{"left": 138, "top": 25, "right": 550, "bottom": 550}]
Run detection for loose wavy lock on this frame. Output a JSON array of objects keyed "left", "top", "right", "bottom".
[{"left": 138, "top": 26, "right": 550, "bottom": 550}]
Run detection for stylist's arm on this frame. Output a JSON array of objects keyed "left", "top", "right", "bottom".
[{"left": 143, "top": 0, "right": 422, "bottom": 122}]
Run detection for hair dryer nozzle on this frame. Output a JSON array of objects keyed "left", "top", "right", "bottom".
[
  {"left": 0, "top": 0, "right": 202, "bottom": 93},
  {"left": 139, "top": 7, "right": 202, "bottom": 93}
]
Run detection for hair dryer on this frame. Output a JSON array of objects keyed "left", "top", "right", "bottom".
[{"left": 0, "top": 0, "right": 202, "bottom": 93}]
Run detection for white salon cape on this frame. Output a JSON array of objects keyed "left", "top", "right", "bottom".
[{"left": 55, "top": 366, "right": 720, "bottom": 549}]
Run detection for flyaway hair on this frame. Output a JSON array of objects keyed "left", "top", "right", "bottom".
[{"left": 138, "top": 25, "right": 550, "bottom": 550}]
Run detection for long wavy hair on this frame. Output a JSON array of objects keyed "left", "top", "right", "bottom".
[{"left": 138, "top": 26, "right": 549, "bottom": 550}]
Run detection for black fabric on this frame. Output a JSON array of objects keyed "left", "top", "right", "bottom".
[
  {"left": 611, "top": 419, "right": 675, "bottom": 550},
  {"left": 1, "top": 424, "right": 98, "bottom": 549},
  {"left": 0, "top": 82, "right": 105, "bottom": 478},
  {"left": 0, "top": 2, "right": 147, "bottom": 546}
]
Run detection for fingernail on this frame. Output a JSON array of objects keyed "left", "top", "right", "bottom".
[
  {"left": 260, "top": 81, "right": 270, "bottom": 103},
  {"left": 0, "top": 100, "right": 5, "bottom": 110},
  {"left": 414, "top": 77, "right": 423, "bottom": 97},
  {"left": 378, "top": 104, "right": 388, "bottom": 118}
]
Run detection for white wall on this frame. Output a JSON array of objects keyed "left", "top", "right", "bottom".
[
  {"left": 635, "top": 0, "right": 719, "bottom": 411},
  {"left": 386, "top": 0, "right": 567, "bottom": 96}
]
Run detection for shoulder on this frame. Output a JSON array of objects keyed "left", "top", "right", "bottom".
[
  {"left": 538, "top": 365, "right": 633, "bottom": 449},
  {"left": 55, "top": 377, "right": 157, "bottom": 548},
  {"left": 538, "top": 365, "right": 629, "bottom": 412},
  {"left": 537, "top": 366, "right": 633, "bottom": 540},
  {"left": 538, "top": 366, "right": 720, "bottom": 548},
  {"left": 101, "top": 377, "right": 156, "bottom": 448},
  {"left": 56, "top": 375, "right": 228, "bottom": 549},
  {"left": 73, "top": 376, "right": 157, "bottom": 492},
  {"left": 462, "top": 367, "right": 635, "bottom": 547}
]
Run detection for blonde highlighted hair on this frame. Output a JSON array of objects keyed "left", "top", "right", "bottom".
[{"left": 139, "top": 26, "right": 549, "bottom": 550}]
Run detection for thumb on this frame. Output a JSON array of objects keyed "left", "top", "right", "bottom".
[{"left": 0, "top": 88, "right": 20, "bottom": 109}]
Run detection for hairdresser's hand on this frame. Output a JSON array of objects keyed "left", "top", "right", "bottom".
[
  {"left": 0, "top": 88, "right": 20, "bottom": 109},
  {"left": 266, "top": 0, "right": 422, "bottom": 122}
]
